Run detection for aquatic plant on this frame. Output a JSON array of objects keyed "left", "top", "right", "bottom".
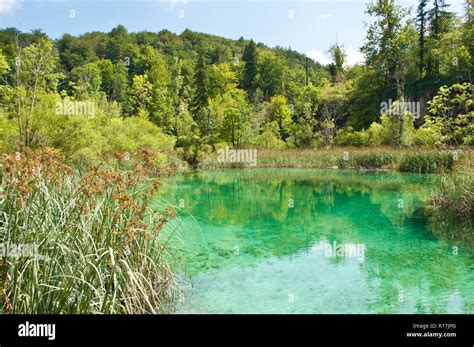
[{"left": 0, "top": 147, "right": 179, "bottom": 313}]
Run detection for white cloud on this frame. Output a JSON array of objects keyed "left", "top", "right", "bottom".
[
  {"left": 0, "top": 0, "right": 20, "bottom": 13},
  {"left": 305, "top": 49, "right": 331, "bottom": 65},
  {"left": 306, "top": 47, "right": 365, "bottom": 67},
  {"left": 344, "top": 47, "right": 365, "bottom": 66}
]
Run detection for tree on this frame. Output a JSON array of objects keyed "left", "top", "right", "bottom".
[
  {"left": 416, "top": 0, "right": 429, "bottom": 81},
  {"left": 0, "top": 50, "right": 9, "bottom": 74},
  {"left": 257, "top": 51, "right": 287, "bottom": 100},
  {"left": 111, "top": 60, "right": 129, "bottom": 102},
  {"left": 361, "top": 0, "right": 408, "bottom": 100},
  {"left": 169, "top": 57, "right": 192, "bottom": 140},
  {"left": 106, "top": 25, "right": 130, "bottom": 63},
  {"left": 425, "top": 83, "right": 473, "bottom": 145},
  {"left": 428, "top": 0, "right": 451, "bottom": 39},
  {"left": 97, "top": 59, "right": 128, "bottom": 102},
  {"left": 426, "top": 0, "right": 455, "bottom": 82},
  {"left": 268, "top": 95, "right": 292, "bottom": 139},
  {"left": 128, "top": 74, "right": 153, "bottom": 117},
  {"left": 318, "top": 82, "right": 350, "bottom": 145},
  {"left": 289, "top": 104, "right": 320, "bottom": 148},
  {"left": 256, "top": 121, "right": 285, "bottom": 149},
  {"left": 217, "top": 89, "right": 252, "bottom": 148},
  {"left": 139, "top": 46, "right": 170, "bottom": 85},
  {"left": 13, "top": 38, "right": 60, "bottom": 147},
  {"left": 328, "top": 42, "right": 346, "bottom": 82},
  {"left": 209, "top": 62, "right": 238, "bottom": 98},
  {"left": 69, "top": 62, "right": 102, "bottom": 99},
  {"left": 348, "top": 67, "right": 383, "bottom": 129},
  {"left": 191, "top": 62, "right": 240, "bottom": 146},
  {"left": 190, "top": 49, "right": 211, "bottom": 113},
  {"left": 242, "top": 40, "right": 258, "bottom": 98}
]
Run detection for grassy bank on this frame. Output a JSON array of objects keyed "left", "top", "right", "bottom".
[
  {"left": 197, "top": 146, "right": 473, "bottom": 223},
  {"left": 0, "top": 148, "right": 179, "bottom": 313},
  {"left": 199, "top": 147, "right": 470, "bottom": 174}
]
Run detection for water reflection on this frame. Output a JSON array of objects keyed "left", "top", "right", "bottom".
[{"left": 159, "top": 169, "right": 474, "bottom": 313}]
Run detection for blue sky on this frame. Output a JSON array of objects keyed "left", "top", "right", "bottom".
[{"left": 0, "top": 0, "right": 467, "bottom": 65}]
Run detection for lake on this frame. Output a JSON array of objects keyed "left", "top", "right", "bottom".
[{"left": 159, "top": 168, "right": 474, "bottom": 313}]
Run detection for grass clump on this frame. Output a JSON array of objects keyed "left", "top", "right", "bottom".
[
  {"left": 0, "top": 147, "right": 179, "bottom": 314},
  {"left": 428, "top": 159, "right": 473, "bottom": 221},
  {"left": 398, "top": 151, "right": 454, "bottom": 173},
  {"left": 350, "top": 151, "right": 398, "bottom": 170},
  {"left": 201, "top": 147, "right": 466, "bottom": 174}
]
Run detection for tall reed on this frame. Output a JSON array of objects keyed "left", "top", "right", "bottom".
[
  {"left": 1, "top": 148, "right": 179, "bottom": 313},
  {"left": 428, "top": 155, "right": 473, "bottom": 222}
]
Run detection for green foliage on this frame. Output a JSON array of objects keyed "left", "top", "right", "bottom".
[
  {"left": 256, "top": 50, "right": 287, "bottom": 100},
  {"left": 242, "top": 40, "right": 258, "bottom": 97},
  {"left": 0, "top": 49, "right": 9, "bottom": 74},
  {"left": 328, "top": 42, "right": 346, "bottom": 82},
  {"left": 190, "top": 49, "right": 211, "bottom": 113},
  {"left": 0, "top": 112, "right": 18, "bottom": 152},
  {"left": 318, "top": 81, "right": 351, "bottom": 145},
  {"left": 288, "top": 101, "right": 320, "bottom": 148},
  {"left": 425, "top": 83, "right": 473, "bottom": 145},
  {"left": 127, "top": 74, "right": 153, "bottom": 117},
  {"left": 334, "top": 127, "right": 370, "bottom": 147},
  {"left": 0, "top": 17, "right": 471, "bottom": 165},
  {"left": 69, "top": 62, "right": 102, "bottom": 98},
  {"left": 414, "top": 117, "right": 443, "bottom": 146},
  {"left": 367, "top": 109, "right": 416, "bottom": 147},
  {"left": 268, "top": 95, "right": 292, "bottom": 138},
  {"left": 217, "top": 89, "right": 253, "bottom": 148},
  {"left": 97, "top": 59, "right": 129, "bottom": 102},
  {"left": 361, "top": 0, "right": 409, "bottom": 100},
  {"left": 256, "top": 121, "right": 286, "bottom": 149},
  {"left": 348, "top": 67, "right": 383, "bottom": 130}
]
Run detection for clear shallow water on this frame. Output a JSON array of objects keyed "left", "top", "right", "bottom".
[{"left": 159, "top": 169, "right": 474, "bottom": 314}]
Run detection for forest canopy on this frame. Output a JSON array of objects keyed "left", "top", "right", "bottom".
[{"left": 0, "top": 0, "right": 472, "bottom": 166}]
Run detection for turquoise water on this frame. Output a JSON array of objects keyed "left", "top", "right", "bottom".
[{"left": 159, "top": 169, "right": 474, "bottom": 313}]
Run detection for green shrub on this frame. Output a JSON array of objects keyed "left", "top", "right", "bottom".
[
  {"left": 334, "top": 127, "right": 370, "bottom": 147},
  {"left": 426, "top": 83, "right": 474, "bottom": 146},
  {"left": 0, "top": 96, "right": 181, "bottom": 168},
  {"left": 256, "top": 121, "right": 286, "bottom": 149},
  {"left": 369, "top": 112, "right": 416, "bottom": 147},
  {"left": 414, "top": 119, "right": 442, "bottom": 147}
]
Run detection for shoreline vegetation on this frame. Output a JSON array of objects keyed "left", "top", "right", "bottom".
[
  {"left": 1, "top": 148, "right": 180, "bottom": 313},
  {"left": 198, "top": 146, "right": 473, "bottom": 222},
  {"left": 198, "top": 146, "right": 471, "bottom": 173}
]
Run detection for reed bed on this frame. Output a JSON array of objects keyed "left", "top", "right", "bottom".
[
  {"left": 199, "top": 147, "right": 466, "bottom": 173},
  {"left": 0, "top": 148, "right": 180, "bottom": 314},
  {"left": 428, "top": 152, "right": 473, "bottom": 222}
]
